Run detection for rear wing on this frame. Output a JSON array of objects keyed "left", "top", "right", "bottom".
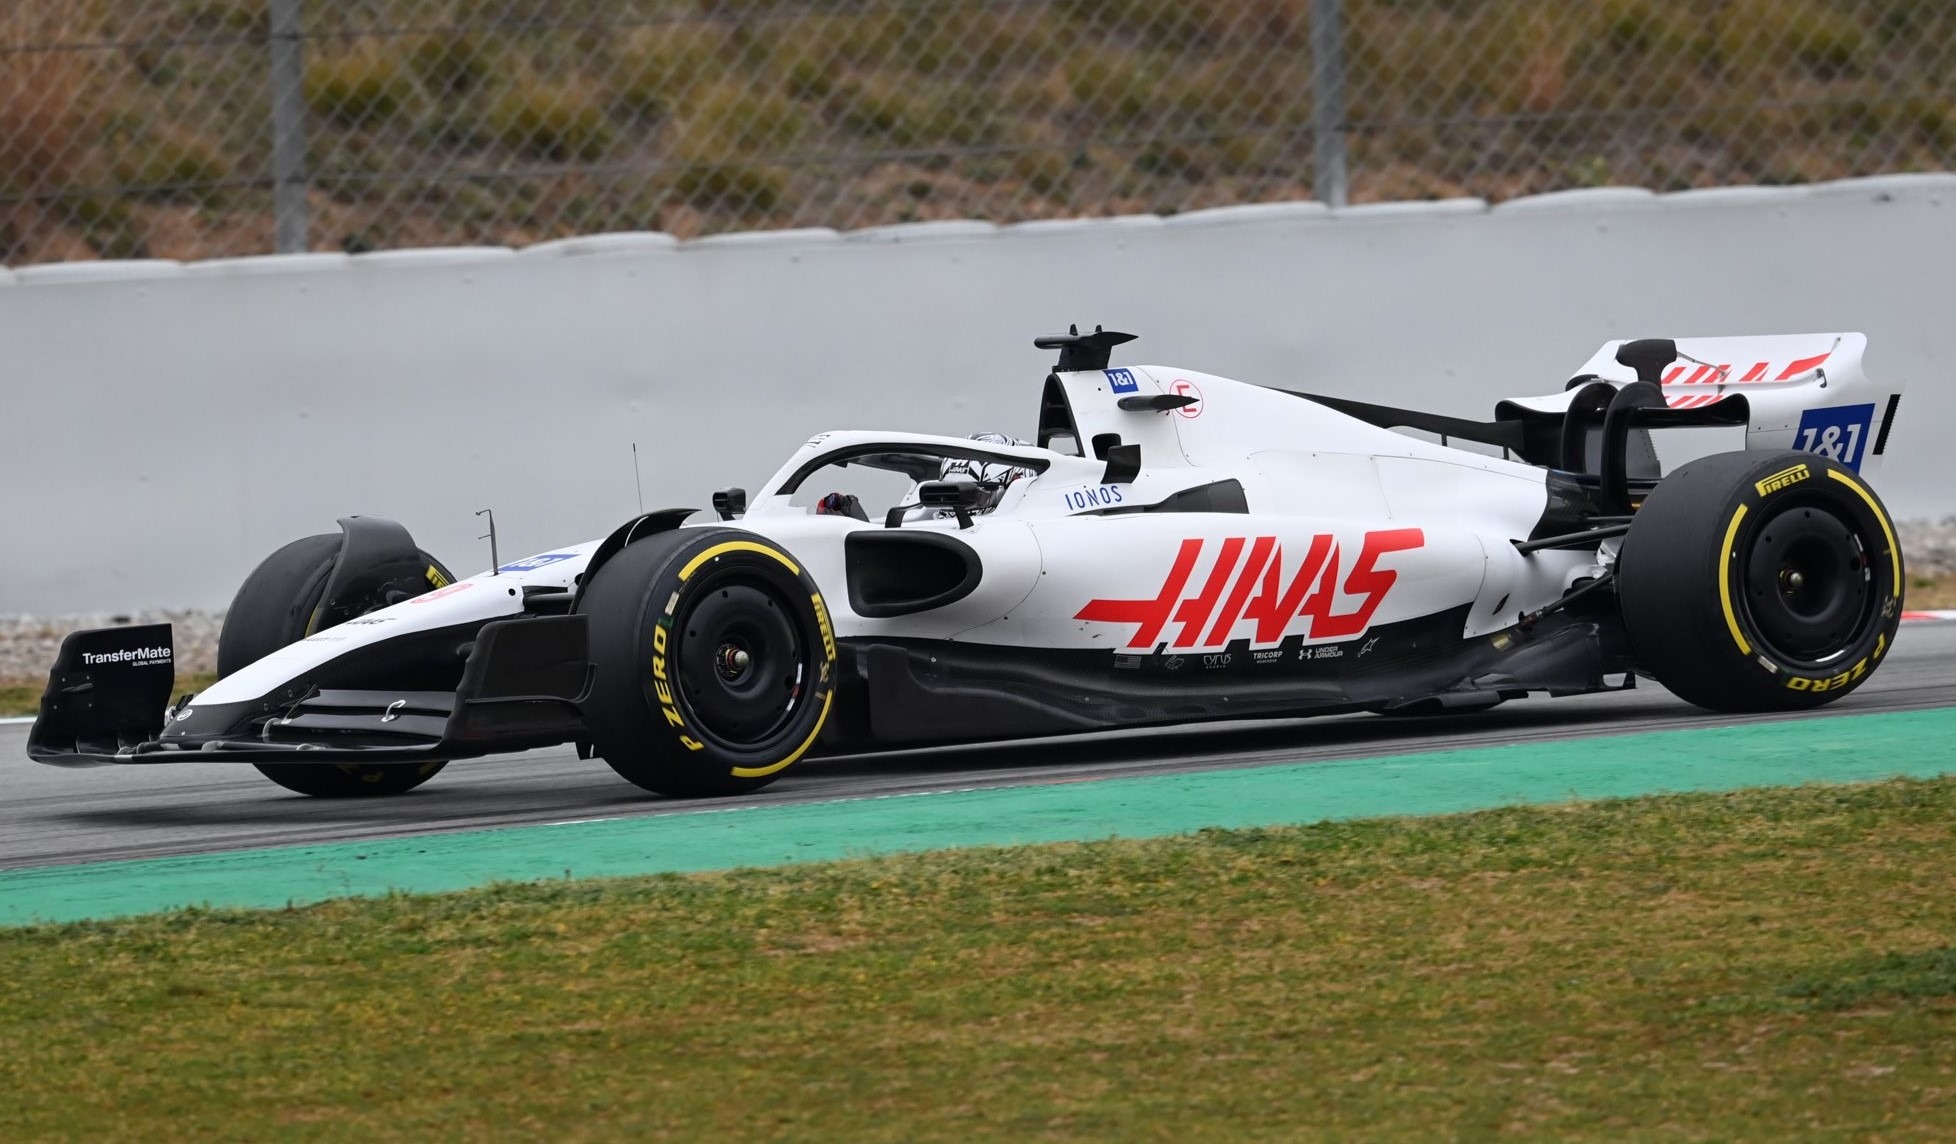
[{"left": 1498, "top": 332, "right": 1902, "bottom": 477}]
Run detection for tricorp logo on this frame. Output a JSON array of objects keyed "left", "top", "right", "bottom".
[{"left": 1076, "top": 529, "right": 1424, "bottom": 650}]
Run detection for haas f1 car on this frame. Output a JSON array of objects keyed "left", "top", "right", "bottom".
[{"left": 31, "top": 328, "right": 1907, "bottom": 797}]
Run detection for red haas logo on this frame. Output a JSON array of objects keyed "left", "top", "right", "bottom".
[
  {"left": 1077, "top": 529, "right": 1423, "bottom": 650},
  {"left": 1662, "top": 352, "right": 1832, "bottom": 409}
]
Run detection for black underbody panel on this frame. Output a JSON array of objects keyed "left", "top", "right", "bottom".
[{"left": 831, "top": 605, "right": 1632, "bottom": 750}]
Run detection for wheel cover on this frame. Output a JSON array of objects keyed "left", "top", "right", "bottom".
[
  {"left": 1740, "top": 501, "right": 1873, "bottom": 664},
  {"left": 673, "top": 578, "right": 808, "bottom": 747}
]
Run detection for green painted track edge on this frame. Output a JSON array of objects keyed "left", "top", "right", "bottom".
[{"left": 7, "top": 706, "right": 1956, "bottom": 927}]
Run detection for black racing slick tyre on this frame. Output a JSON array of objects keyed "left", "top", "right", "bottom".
[
  {"left": 578, "top": 528, "right": 839, "bottom": 798},
  {"left": 219, "top": 533, "right": 456, "bottom": 798},
  {"left": 1617, "top": 450, "right": 1903, "bottom": 713}
]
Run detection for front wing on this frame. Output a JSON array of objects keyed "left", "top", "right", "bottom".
[{"left": 27, "top": 617, "right": 592, "bottom": 768}]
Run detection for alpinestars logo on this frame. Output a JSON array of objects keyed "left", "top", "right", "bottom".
[
  {"left": 82, "top": 646, "right": 173, "bottom": 667},
  {"left": 1076, "top": 530, "right": 1424, "bottom": 650}
]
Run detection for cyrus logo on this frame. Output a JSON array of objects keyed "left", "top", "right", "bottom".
[
  {"left": 82, "top": 646, "right": 172, "bottom": 667},
  {"left": 1076, "top": 529, "right": 1425, "bottom": 651},
  {"left": 1755, "top": 463, "right": 1811, "bottom": 496}
]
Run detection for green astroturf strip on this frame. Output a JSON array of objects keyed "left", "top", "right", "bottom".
[{"left": 6, "top": 706, "right": 1956, "bottom": 927}]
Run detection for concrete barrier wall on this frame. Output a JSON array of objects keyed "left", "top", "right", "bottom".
[{"left": 2, "top": 174, "right": 1951, "bottom": 613}]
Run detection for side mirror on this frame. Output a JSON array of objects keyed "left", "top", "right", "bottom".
[
  {"left": 917, "top": 480, "right": 980, "bottom": 529},
  {"left": 917, "top": 481, "right": 980, "bottom": 508},
  {"left": 711, "top": 487, "right": 747, "bottom": 521}
]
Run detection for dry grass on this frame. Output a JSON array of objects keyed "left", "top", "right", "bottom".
[
  {"left": 1908, "top": 575, "right": 1956, "bottom": 610},
  {"left": 0, "top": 671, "right": 217, "bottom": 719},
  {"left": 305, "top": 47, "right": 418, "bottom": 131},
  {"left": 0, "top": 9, "right": 88, "bottom": 197},
  {"left": 2, "top": 0, "right": 1949, "bottom": 260}
]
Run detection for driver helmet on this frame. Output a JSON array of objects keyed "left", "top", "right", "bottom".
[
  {"left": 934, "top": 432, "right": 1040, "bottom": 512},
  {"left": 901, "top": 432, "right": 1036, "bottom": 521},
  {"left": 940, "top": 432, "right": 1037, "bottom": 495}
]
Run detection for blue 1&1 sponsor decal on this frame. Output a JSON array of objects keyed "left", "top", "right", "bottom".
[
  {"left": 1794, "top": 403, "right": 1875, "bottom": 472},
  {"left": 1105, "top": 367, "right": 1139, "bottom": 394},
  {"left": 499, "top": 552, "right": 579, "bottom": 573}
]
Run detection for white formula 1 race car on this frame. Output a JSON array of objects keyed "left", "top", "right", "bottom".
[{"left": 31, "top": 327, "right": 1907, "bottom": 798}]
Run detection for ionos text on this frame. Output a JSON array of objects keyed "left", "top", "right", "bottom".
[{"left": 1063, "top": 486, "right": 1126, "bottom": 511}]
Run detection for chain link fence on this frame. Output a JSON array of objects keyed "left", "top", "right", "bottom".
[{"left": 2, "top": 0, "right": 1952, "bottom": 263}]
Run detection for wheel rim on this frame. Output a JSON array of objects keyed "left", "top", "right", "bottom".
[
  {"left": 674, "top": 579, "right": 808, "bottom": 747},
  {"left": 1741, "top": 502, "right": 1873, "bottom": 663}
]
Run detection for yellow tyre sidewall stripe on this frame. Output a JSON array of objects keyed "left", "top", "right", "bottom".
[
  {"left": 678, "top": 540, "right": 801, "bottom": 582},
  {"left": 1719, "top": 502, "right": 1753, "bottom": 656},
  {"left": 731, "top": 691, "right": 833, "bottom": 779}
]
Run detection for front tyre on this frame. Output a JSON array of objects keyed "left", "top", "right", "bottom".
[
  {"left": 1617, "top": 449, "right": 1903, "bottom": 712},
  {"left": 220, "top": 532, "right": 456, "bottom": 797},
  {"left": 579, "top": 529, "right": 838, "bottom": 797}
]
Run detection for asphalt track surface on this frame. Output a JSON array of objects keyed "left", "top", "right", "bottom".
[{"left": 6, "top": 623, "right": 1953, "bottom": 872}]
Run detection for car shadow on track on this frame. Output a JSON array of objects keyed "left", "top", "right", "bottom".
[
  {"left": 796, "top": 688, "right": 1696, "bottom": 780},
  {"left": 45, "top": 689, "right": 1714, "bottom": 838}
]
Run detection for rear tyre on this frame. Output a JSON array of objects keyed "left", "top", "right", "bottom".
[
  {"left": 219, "top": 532, "right": 455, "bottom": 797},
  {"left": 578, "top": 528, "right": 838, "bottom": 797},
  {"left": 1617, "top": 450, "right": 1902, "bottom": 712}
]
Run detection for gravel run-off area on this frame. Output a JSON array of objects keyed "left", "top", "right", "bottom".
[{"left": 3, "top": 521, "right": 1954, "bottom": 685}]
